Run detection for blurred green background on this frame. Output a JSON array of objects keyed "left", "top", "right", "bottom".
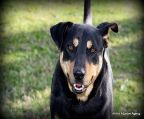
[{"left": 0, "top": 0, "right": 143, "bottom": 119}]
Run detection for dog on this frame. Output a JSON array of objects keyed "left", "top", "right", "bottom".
[{"left": 50, "top": 1, "right": 118, "bottom": 119}]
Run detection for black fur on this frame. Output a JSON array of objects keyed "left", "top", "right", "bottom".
[{"left": 50, "top": 22, "right": 118, "bottom": 119}]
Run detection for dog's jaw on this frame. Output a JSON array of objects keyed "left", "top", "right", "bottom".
[{"left": 76, "top": 83, "right": 94, "bottom": 101}]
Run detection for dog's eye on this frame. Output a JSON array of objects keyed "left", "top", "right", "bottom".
[
  {"left": 90, "top": 47, "right": 96, "bottom": 53},
  {"left": 68, "top": 45, "right": 74, "bottom": 51}
]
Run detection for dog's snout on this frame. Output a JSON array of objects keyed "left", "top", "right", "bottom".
[{"left": 73, "top": 68, "right": 85, "bottom": 80}]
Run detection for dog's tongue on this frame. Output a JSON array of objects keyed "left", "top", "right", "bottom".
[
  {"left": 73, "top": 83, "right": 84, "bottom": 91},
  {"left": 75, "top": 84, "right": 82, "bottom": 88}
]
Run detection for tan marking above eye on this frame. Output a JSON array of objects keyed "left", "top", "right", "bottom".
[
  {"left": 73, "top": 38, "right": 79, "bottom": 47},
  {"left": 87, "top": 40, "right": 92, "bottom": 49}
]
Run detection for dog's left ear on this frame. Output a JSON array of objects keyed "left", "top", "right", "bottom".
[
  {"left": 50, "top": 22, "right": 73, "bottom": 50},
  {"left": 97, "top": 22, "right": 118, "bottom": 47}
]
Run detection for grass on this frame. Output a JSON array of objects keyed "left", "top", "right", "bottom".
[{"left": 0, "top": 0, "right": 143, "bottom": 119}]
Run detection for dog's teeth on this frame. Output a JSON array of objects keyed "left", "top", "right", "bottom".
[{"left": 74, "top": 84, "right": 84, "bottom": 91}]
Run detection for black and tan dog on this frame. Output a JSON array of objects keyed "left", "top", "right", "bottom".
[{"left": 50, "top": 1, "right": 118, "bottom": 119}]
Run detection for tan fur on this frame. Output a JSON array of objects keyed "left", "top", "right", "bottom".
[
  {"left": 103, "top": 29, "right": 110, "bottom": 46},
  {"left": 103, "top": 28, "right": 111, "bottom": 39},
  {"left": 84, "top": 55, "right": 103, "bottom": 84},
  {"left": 103, "top": 35, "right": 109, "bottom": 39},
  {"left": 76, "top": 84, "right": 94, "bottom": 101},
  {"left": 60, "top": 52, "right": 74, "bottom": 92},
  {"left": 87, "top": 40, "right": 92, "bottom": 49},
  {"left": 76, "top": 55, "right": 103, "bottom": 102},
  {"left": 73, "top": 38, "right": 79, "bottom": 47},
  {"left": 60, "top": 52, "right": 103, "bottom": 102}
]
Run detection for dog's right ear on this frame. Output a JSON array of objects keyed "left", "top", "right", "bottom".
[
  {"left": 50, "top": 22, "right": 73, "bottom": 50},
  {"left": 97, "top": 22, "right": 118, "bottom": 48}
]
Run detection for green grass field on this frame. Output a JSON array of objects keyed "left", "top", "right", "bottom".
[{"left": 0, "top": 0, "right": 144, "bottom": 119}]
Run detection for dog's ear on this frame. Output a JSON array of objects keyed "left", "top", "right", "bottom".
[
  {"left": 97, "top": 22, "right": 118, "bottom": 48},
  {"left": 50, "top": 22, "right": 73, "bottom": 50}
]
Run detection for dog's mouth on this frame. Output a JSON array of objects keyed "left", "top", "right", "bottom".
[
  {"left": 67, "top": 74, "right": 95, "bottom": 94},
  {"left": 72, "top": 83, "right": 86, "bottom": 94}
]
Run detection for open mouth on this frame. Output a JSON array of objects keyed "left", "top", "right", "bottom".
[{"left": 73, "top": 83, "right": 86, "bottom": 94}]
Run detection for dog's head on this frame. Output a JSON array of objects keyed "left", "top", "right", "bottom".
[{"left": 50, "top": 22, "right": 118, "bottom": 101}]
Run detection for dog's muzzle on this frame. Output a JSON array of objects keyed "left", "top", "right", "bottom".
[{"left": 67, "top": 76, "right": 95, "bottom": 94}]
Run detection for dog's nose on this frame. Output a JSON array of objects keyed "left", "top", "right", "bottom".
[{"left": 73, "top": 69, "right": 85, "bottom": 80}]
